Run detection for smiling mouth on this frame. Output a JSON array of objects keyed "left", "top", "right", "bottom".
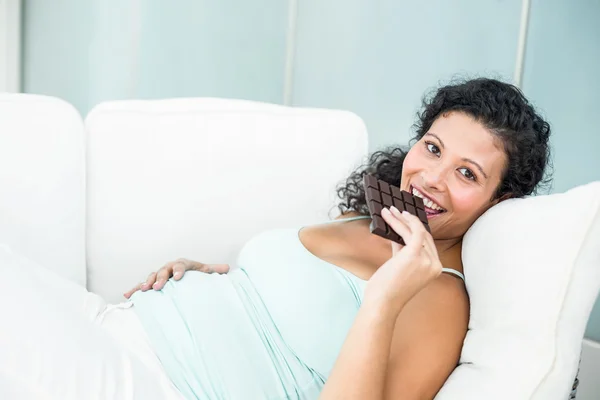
[{"left": 410, "top": 185, "right": 446, "bottom": 216}]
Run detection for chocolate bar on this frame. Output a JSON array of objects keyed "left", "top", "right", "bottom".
[{"left": 363, "top": 174, "right": 430, "bottom": 245}]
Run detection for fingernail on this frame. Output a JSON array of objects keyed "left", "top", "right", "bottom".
[
  {"left": 402, "top": 211, "right": 410, "bottom": 216},
  {"left": 390, "top": 206, "right": 400, "bottom": 214},
  {"left": 174, "top": 271, "right": 181, "bottom": 278},
  {"left": 153, "top": 282, "right": 159, "bottom": 289},
  {"left": 382, "top": 207, "right": 390, "bottom": 214}
]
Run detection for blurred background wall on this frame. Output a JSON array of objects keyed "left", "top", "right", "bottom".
[{"left": 18, "top": 0, "right": 600, "bottom": 340}]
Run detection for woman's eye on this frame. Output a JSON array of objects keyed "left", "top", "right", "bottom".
[
  {"left": 426, "top": 142, "right": 441, "bottom": 156},
  {"left": 459, "top": 168, "right": 476, "bottom": 181}
]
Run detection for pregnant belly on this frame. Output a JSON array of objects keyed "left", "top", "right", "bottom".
[{"left": 131, "top": 270, "right": 324, "bottom": 399}]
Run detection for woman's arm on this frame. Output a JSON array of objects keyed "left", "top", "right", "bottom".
[
  {"left": 319, "top": 296, "right": 407, "bottom": 400},
  {"left": 321, "top": 276, "right": 468, "bottom": 400},
  {"left": 320, "top": 208, "right": 468, "bottom": 400},
  {"left": 384, "top": 276, "right": 468, "bottom": 399}
]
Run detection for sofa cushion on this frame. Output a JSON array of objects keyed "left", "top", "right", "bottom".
[
  {"left": 85, "top": 98, "right": 368, "bottom": 303},
  {"left": 0, "top": 94, "right": 86, "bottom": 286}
]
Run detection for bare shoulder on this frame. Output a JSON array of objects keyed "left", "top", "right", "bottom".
[
  {"left": 426, "top": 273, "right": 469, "bottom": 313},
  {"left": 383, "top": 274, "right": 469, "bottom": 399},
  {"left": 395, "top": 273, "right": 469, "bottom": 345}
]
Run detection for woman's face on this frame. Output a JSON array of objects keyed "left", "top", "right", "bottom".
[{"left": 400, "top": 111, "right": 508, "bottom": 240}]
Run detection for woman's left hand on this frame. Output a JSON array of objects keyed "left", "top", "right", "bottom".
[{"left": 363, "top": 206, "right": 442, "bottom": 315}]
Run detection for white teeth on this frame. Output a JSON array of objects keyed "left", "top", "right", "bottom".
[{"left": 412, "top": 188, "right": 444, "bottom": 211}]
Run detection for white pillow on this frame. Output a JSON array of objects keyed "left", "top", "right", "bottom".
[{"left": 436, "top": 181, "right": 600, "bottom": 400}]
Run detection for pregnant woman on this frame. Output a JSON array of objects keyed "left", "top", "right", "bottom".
[{"left": 0, "top": 78, "right": 551, "bottom": 400}]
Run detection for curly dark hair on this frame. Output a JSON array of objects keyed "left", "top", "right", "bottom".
[{"left": 335, "top": 77, "right": 553, "bottom": 216}]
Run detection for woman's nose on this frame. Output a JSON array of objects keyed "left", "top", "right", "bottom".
[{"left": 421, "top": 167, "right": 449, "bottom": 190}]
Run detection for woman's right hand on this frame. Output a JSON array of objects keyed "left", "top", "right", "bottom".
[
  {"left": 363, "top": 207, "right": 442, "bottom": 315},
  {"left": 123, "top": 258, "right": 230, "bottom": 299}
]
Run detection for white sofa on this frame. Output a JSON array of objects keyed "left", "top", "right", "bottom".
[
  {"left": 1, "top": 93, "right": 599, "bottom": 399},
  {"left": 0, "top": 94, "right": 368, "bottom": 303}
]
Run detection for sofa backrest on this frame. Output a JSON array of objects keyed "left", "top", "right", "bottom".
[
  {"left": 84, "top": 98, "right": 369, "bottom": 303},
  {"left": 0, "top": 94, "right": 86, "bottom": 287}
]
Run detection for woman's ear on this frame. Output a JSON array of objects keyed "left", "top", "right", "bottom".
[
  {"left": 498, "top": 193, "right": 513, "bottom": 202},
  {"left": 491, "top": 192, "right": 513, "bottom": 206}
]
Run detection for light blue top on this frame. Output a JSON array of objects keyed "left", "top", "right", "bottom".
[{"left": 131, "top": 215, "right": 464, "bottom": 399}]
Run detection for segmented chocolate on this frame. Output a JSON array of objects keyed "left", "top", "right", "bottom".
[{"left": 363, "top": 174, "right": 431, "bottom": 245}]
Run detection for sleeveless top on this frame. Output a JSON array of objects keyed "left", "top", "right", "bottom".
[{"left": 130, "top": 215, "right": 465, "bottom": 399}]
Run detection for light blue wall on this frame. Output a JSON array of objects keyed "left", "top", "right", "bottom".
[
  {"left": 134, "top": 2, "right": 287, "bottom": 103},
  {"left": 521, "top": 0, "right": 600, "bottom": 341},
  {"left": 86, "top": 1, "right": 140, "bottom": 108},
  {"left": 22, "top": 0, "right": 94, "bottom": 113},
  {"left": 291, "top": 0, "right": 522, "bottom": 151},
  {"left": 23, "top": 0, "right": 288, "bottom": 115},
  {"left": 23, "top": 0, "right": 521, "bottom": 136}
]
